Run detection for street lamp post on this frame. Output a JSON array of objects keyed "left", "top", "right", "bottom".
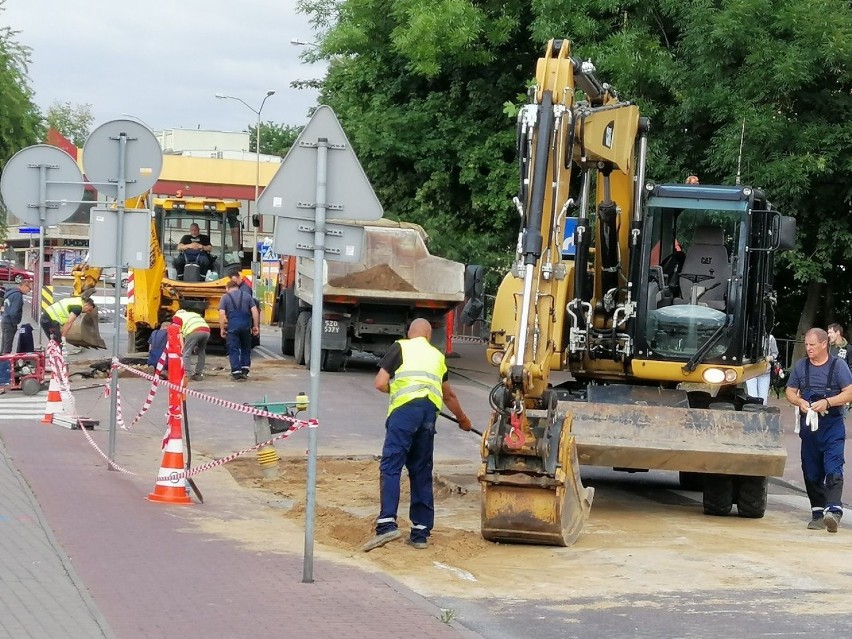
[{"left": 215, "top": 90, "right": 276, "bottom": 276}]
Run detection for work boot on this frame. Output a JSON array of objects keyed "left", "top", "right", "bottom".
[
  {"left": 807, "top": 515, "right": 825, "bottom": 530},
  {"left": 406, "top": 538, "right": 428, "bottom": 550},
  {"left": 362, "top": 529, "right": 401, "bottom": 552},
  {"left": 191, "top": 373, "right": 204, "bottom": 382},
  {"left": 241, "top": 367, "right": 250, "bottom": 379},
  {"left": 824, "top": 511, "right": 842, "bottom": 533}
]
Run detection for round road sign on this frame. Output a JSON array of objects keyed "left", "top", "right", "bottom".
[
  {"left": 82, "top": 119, "right": 163, "bottom": 199},
  {"left": 0, "top": 144, "right": 85, "bottom": 226}
]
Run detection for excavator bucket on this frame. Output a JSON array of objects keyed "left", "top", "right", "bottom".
[
  {"left": 479, "top": 413, "right": 594, "bottom": 546},
  {"left": 65, "top": 309, "right": 107, "bottom": 349}
]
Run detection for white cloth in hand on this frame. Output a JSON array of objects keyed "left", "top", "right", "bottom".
[{"left": 806, "top": 408, "right": 820, "bottom": 432}]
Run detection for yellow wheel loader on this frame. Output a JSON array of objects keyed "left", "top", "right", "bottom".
[
  {"left": 478, "top": 39, "right": 796, "bottom": 546},
  {"left": 126, "top": 195, "right": 252, "bottom": 352}
]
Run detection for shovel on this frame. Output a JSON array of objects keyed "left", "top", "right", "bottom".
[{"left": 440, "top": 411, "right": 483, "bottom": 436}]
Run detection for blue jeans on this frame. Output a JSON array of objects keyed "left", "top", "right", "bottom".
[{"left": 376, "top": 398, "right": 437, "bottom": 542}]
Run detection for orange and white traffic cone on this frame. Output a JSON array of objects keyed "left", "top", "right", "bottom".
[
  {"left": 41, "top": 372, "right": 63, "bottom": 424},
  {"left": 148, "top": 324, "right": 192, "bottom": 505}
]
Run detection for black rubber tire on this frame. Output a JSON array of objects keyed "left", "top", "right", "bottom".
[
  {"left": 134, "top": 326, "right": 153, "bottom": 353},
  {"left": 21, "top": 377, "right": 41, "bottom": 396},
  {"left": 279, "top": 288, "right": 299, "bottom": 356},
  {"left": 703, "top": 474, "right": 734, "bottom": 516},
  {"left": 679, "top": 471, "right": 704, "bottom": 492},
  {"left": 736, "top": 476, "right": 768, "bottom": 518},
  {"left": 304, "top": 320, "right": 313, "bottom": 369},
  {"left": 294, "top": 312, "right": 310, "bottom": 365},
  {"left": 322, "top": 350, "right": 346, "bottom": 372}
]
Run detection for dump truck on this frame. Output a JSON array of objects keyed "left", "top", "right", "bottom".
[
  {"left": 476, "top": 39, "right": 796, "bottom": 546},
  {"left": 274, "top": 220, "right": 465, "bottom": 371}
]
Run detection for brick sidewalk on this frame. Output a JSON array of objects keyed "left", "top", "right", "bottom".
[{"left": 0, "top": 419, "right": 480, "bottom": 639}]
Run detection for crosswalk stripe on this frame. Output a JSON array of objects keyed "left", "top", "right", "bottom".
[{"left": 0, "top": 391, "right": 46, "bottom": 420}]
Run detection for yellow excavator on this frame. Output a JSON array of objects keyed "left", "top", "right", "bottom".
[{"left": 478, "top": 39, "right": 796, "bottom": 545}]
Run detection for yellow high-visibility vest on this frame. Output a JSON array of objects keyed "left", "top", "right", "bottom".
[{"left": 387, "top": 337, "right": 446, "bottom": 415}]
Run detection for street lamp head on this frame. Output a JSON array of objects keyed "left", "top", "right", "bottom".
[
  {"left": 214, "top": 93, "right": 226, "bottom": 99},
  {"left": 266, "top": 90, "right": 276, "bottom": 97}
]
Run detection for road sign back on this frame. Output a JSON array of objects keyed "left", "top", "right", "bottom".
[
  {"left": 0, "top": 145, "right": 84, "bottom": 226},
  {"left": 257, "top": 106, "right": 383, "bottom": 222},
  {"left": 82, "top": 119, "right": 163, "bottom": 199}
]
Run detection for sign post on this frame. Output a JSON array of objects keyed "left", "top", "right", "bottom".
[
  {"left": 258, "top": 106, "right": 383, "bottom": 582},
  {"left": 82, "top": 119, "right": 163, "bottom": 464}
]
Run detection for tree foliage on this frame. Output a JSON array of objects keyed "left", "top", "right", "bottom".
[
  {"left": 300, "top": 0, "right": 852, "bottom": 337},
  {"left": 45, "top": 101, "right": 93, "bottom": 147},
  {"left": 252, "top": 122, "right": 302, "bottom": 158},
  {"left": 0, "top": 0, "right": 42, "bottom": 171}
]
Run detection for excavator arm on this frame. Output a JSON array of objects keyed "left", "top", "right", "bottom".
[{"left": 480, "top": 39, "right": 646, "bottom": 546}]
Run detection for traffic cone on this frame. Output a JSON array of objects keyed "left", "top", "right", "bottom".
[
  {"left": 41, "top": 372, "right": 63, "bottom": 424},
  {"left": 147, "top": 431, "right": 192, "bottom": 504},
  {"left": 148, "top": 323, "right": 191, "bottom": 505}
]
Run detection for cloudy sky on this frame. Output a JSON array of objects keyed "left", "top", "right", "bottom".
[{"left": 4, "top": 0, "right": 324, "bottom": 134}]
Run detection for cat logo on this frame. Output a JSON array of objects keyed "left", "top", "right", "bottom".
[
  {"left": 701, "top": 257, "right": 712, "bottom": 264},
  {"left": 602, "top": 122, "right": 615, "bottom": 149}
]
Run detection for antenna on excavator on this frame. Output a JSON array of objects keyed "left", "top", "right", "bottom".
[{"left": 735, "top": 118, "right": 746, "bottom": 186}]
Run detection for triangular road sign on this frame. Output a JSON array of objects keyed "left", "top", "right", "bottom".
[{"left": 257, "top": 105, "right": 383, "bottom": 222}]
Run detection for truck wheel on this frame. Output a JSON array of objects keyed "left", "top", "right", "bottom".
[
  {"left": 304, "top": 320, "right": 313, "bottom": 369},
  {"left": 703, "top": 474, "right": 734, "bottom": 516},
  {"left": 294, "top": 312, "right": 310, "bottom": 365},
  {"left": 678, "top": 471, "right": 704, "bottom": 492},
  {"left": 736, "top": 476, "right": 768, "bottom": 518},
  {"left": 322, "top": 350, "right": 346, "bottom": 372},
  {"left": 279, "top": 288, "right": 299, "bottom": 356}
]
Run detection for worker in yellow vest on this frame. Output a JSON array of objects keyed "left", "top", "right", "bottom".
[
  {"left": 362, "top": 318, "right": 472, "bottom": 552},
  {"left": 41, "top": 296, "right": 96, "bottom": 353},
  {"left": 171, "top": 309, "right": 211, "bottom": 381}
]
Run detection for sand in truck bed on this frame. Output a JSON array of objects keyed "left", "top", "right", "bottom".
[{"left": 327, "top": 263, "right": 418, "bottom": 292}]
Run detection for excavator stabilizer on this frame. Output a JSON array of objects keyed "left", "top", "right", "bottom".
[
  {"left": 65, "top": 308, "right": 107, "bottom": 349},
  {"left": 565, "top": 385, "right": 786, "bottom": 476},
  {"left": 479, "top": 414, "right": 594, "bottom": 546}
]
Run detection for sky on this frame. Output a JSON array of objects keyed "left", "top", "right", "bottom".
[{"left": 3, "top": 0, "right": 325, "bottom": 134}]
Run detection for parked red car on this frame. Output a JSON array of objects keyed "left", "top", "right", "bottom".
[{"left": 0, "top": 260, "right": 35, "bottom": 283}]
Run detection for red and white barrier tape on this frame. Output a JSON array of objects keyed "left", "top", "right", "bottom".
[
  {"left": 111, "top": 350, "right": 167, "bottom": 430},
  {"left": 111, "top": 359, "right": 316, "bottom": 428}
]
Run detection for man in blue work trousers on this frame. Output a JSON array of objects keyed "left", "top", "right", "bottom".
[
  {"left": 786, "top": 327, "right": 852, "bottom": 533},
  {"left": 363, "top": 318, "right": 472, "bottom": 552},
  {"left": 218, "top": 280, "right": 259, "bottom": 381}
]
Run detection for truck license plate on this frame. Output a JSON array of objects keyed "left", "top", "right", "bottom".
[{"left": 324, "top": 320, "right": 340, "bottom": 334}]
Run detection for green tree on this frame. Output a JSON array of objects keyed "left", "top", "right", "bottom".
[
  {"left": 299, "top": 0, "right": 536, "bottom": 280},
  {"left": 0, "top": 1, "right": 43, "bottom": 240},
  {"left": 0, "top": 1, "right": 42, "bottom": 170},
  {"left": 252, "top": 122, "right": 302, "bottom": 158},
  {"left": 45, "top": 101, "right": 93, "bottom": 147}
]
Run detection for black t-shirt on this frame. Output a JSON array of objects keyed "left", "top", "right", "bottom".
[
  {"left": 378, "top": 341, "right": 449, "bottom": 382},
  {"left": 180, "top": 233, "right": 211, "bottom": 248}
]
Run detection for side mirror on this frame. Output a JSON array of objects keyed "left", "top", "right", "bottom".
[
  {"left": 252, "top": 214, "right": 261, "bottom": 228},
  {"left": 774, "top": 215, "right": 796, "bottom": 251},
  {"left": 464, "top": 264, "right": 484, "bottom": 299}
]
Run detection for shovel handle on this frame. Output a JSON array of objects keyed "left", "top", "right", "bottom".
[{"left": 440, "top": 411, "right": 483, "bottom": 437}]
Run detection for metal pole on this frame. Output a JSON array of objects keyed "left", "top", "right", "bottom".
[
  {"left": 36, "top": 166, "right": 47, "bottom": 347},
  {"left": 108, "top": 132, "right": 129, "bottom": 466},
  {"left": 253, "top": 109, "right": 261, "bottom": 278},
  {"left": 303, "top": 136, "right": 328, "bottom": 584}
]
